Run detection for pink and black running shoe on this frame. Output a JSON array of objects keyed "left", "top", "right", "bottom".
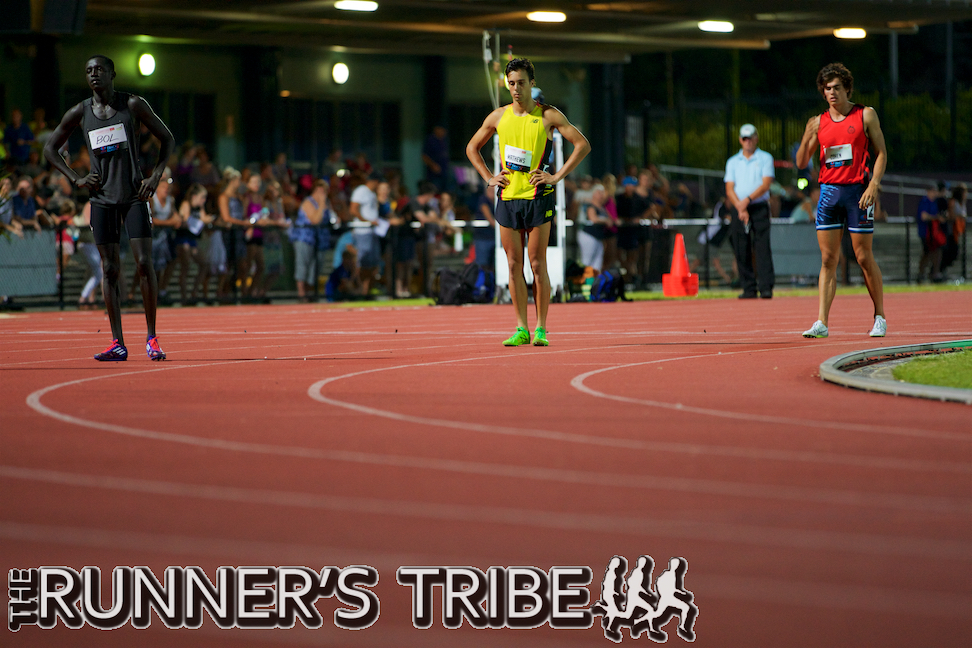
[
  {"left": 94, "top": 339, "right": 128, "bottom": 361},
  {"left": 146, "top": 335, "right": 166, "bottom": 361}
]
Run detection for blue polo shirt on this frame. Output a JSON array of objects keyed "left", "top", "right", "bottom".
[{"left": 724, "top": 148, "right": 774, "bottom": 204}]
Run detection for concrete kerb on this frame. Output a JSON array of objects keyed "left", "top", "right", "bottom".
[{"left": 819, "top": 339, "right": 972, "bottom": 405}]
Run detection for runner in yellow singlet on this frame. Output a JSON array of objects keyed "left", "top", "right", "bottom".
[{"left": 466, "top": 58, "right": 590, "bottom": 346}]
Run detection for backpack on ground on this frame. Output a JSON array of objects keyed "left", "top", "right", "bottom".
[
  {"left": 590, "top": 270, "right": 629, "bottom": 302},
  {"left": 433, "top": 268, "right": 470, "bottom": 305}
]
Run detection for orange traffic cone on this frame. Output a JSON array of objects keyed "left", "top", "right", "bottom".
[{"left": 662, "top": 233, "right": 699, "bottom": 297}]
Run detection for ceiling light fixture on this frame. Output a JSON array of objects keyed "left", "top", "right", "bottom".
[
  {"left": 335, "top": 1, "right": 378, "bottom": 12},
  {"left": 138, "top": 53, "right": 156, "bottom": 76},
  {"left": 698, "top": 21, "right": 734, "bottom": 33},
  {"left": 332, "top": 62, "right": 349, "bottom": 84},
  {"left": 834, "top": 27, "right": 866, "bottom": 39},
  {"left": 527, "top": 11, "right": 566, "bottom": 23}
]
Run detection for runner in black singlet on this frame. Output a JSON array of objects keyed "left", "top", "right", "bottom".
[{"left": 44, "top": 55, "right": 175, "bottom": 361}]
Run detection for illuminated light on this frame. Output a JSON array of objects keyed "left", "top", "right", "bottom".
[
  {"left": 335, "top": 0, "right": 378, "bottom": 11},
  {"left": 834, "top": 28, "right": 866, "bottom": 39},
  {"left": 332, "top": 62, "right": 349, "bottom": 84},
  {"left": 698, "top": 21, "right": 734, "bottom": 33},
  {"left": 797, "top": 178, "right": 809, "bottom": 190},
  {"left": 527, "top": 11, "right": 566, "bottom": 23},
  {"left": 138, "top": 53, "right": 155, "bottom": 76},
  {"left": 280, "top": 90, "right": 291, "bottom": 97}
]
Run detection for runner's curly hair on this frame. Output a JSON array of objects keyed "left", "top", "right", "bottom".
[
  {"left": 816, "top": 62, "right": 854, "bottom": 97},
  {"left": 505, "top": 57, "right": 535, "bottom": 82}
]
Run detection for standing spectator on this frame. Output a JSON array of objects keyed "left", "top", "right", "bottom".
[
  {"left": 387, "top": 188, "right": 418, "bottom": 298},
  {"left": 55, "top": 200, "right": 78, "bottom": 283},
  {"left": 75, "top": 202, "right": 102, "bottom": 309},
  {"left": 242, "top": 173, "right": 269, "bottom": 298},
  {"left": 349, "top": 171, "right": 382, "bottom": 295},
  {"left": 916, "top": 184, "right": 945, "bottom": 283},
  {"left": 258, "top": 180, "right": 289, "bottom": 299},
  {"left": 601, "top": 173, "right": 619, "bottom": 270},
  {"left": 291, "top": 180, "right": 331, "bottom": 302},
  {"left": 150, "top": 168, "right": 178, "bottom": 302},
  {"left": 11, "top": 177, "right": 49, "bottom": 232},
  {"left": 216, "top": 167, "right": 249, "bottom": 300},
  {"left": 4, "top": 108, "right": 34, "bottom": 166},
  {"left": 633, "top": 169, "right": 656, "bottom": 286},
  {"left": 577, "top": 184, "right": 609, "bottom": 271},
  {"left": 615, "top": 176, "right": 641, "bottom": 281},
  {"left": 0, "top": 177, "right": 24, "bottom": 239},
  {"left": 942, "top": 183, "right": 968, "bottom": 275},
  {"left": 724, "top": 123, "right": 775, "bottom": 299},
  {"left": 473, "top": 184, "right": 498, "bottom": 270},
  {"left": 422, "top": 125, "right": 450, "bottom": 192},
  {"left": 172, "top": 183, "right": 212, "bottom": 304}
]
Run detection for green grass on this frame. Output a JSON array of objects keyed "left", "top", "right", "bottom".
[{"left": 892, "top": 348, "right": 972, "bottom": 390}]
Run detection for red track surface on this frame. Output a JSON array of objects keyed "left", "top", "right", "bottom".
[{"left": 2, "top": 292, "right": 970, "bottom": 647}]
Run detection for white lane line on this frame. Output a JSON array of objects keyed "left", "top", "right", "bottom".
[
  {"left": 20, "top": 338, "right": 969, "bottom": 476},
  {"left": 308, "top": 344, "right": 971, "bottom": 462},
  {"left": 570, "top": 354, "right": 971, "bottom": 442},
  {"left": 2, "top": 466, "right": 967, "bottom": 561},
  {"left": 1, "top": 520, "right": 968, "bottom": 620},
  {"left": 23, "top": 354, "right": 965, "bottom": 509}
]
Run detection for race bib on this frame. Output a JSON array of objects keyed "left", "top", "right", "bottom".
[
  {"left": 187, "top": 216, "right": 205, "bottom": 236},
  {"left": 87, "top": 123, "right": 129, "bottom": 156},
  {"left": 504, "top": 145, "right": 533, "bottom": 172},
  {"left": 824, "top": 143, "right": 852, "bottom": 168}
]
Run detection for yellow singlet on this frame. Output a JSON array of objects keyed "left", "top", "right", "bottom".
[{"left": 496, "top": 103, "right": 555, "bottom": 201}]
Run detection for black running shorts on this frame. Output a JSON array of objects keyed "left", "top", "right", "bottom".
[
  {"left": 90, "top": 202, "right": 153, "bottom": 245},
  {"left": 494, "top": 192, "right": 555, "bottom": 231}
]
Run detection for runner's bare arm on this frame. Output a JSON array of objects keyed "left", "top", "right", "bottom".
[
  {"left": 465, "top": 106, "right": 510, "bottom": 188},
  {"left": 130, "top": 95, "right": 176, "bottom": 201},
  {"left": 42, "top": 103, "right": 98, "bottom": 190},
  {"left": 795, "top": 115, "right": 819, "bottom": 170},
  {"left": 530, "top": 106, "right": 591, "bottom": 187},
  {"left": 860, "top": 107, "right": 887, "bottom": 209}
]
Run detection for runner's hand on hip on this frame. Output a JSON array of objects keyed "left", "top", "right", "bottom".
[
  {"left": 488, "top": 170, "right": 510, "bottom": 188},
  {"left": 529, "top": 168, "right": 555, "bottom": 186}
]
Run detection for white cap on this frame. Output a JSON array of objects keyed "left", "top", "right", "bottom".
[{"left": 739, "top": 123, "right": 757, "bottom": 138}]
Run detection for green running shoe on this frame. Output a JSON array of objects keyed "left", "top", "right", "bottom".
[
  {"left": 503, "top": 327, "right": 531, "bottom": 346},
  {"left": 532, "top": 326, "right": 549, "bottom": 346}
]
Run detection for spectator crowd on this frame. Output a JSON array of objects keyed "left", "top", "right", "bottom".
[{"left": 2, "top": 105, "right": 968, "bottom": 309}]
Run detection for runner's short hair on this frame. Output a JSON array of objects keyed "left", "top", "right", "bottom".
[
  {"left": 505, "top": 58, "right": 535, "bottom": 82},
  {"left": 88, "top": 55, "right": 115, "bottom": 73},
  {"left": 816, "top": 62, "right": 853, "bottom": 97}
]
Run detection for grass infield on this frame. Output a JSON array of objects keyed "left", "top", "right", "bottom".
[{"left": 892, "top": 348, "right": 972, "bottom": 390}]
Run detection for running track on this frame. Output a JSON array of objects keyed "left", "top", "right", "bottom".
[{"left": 1, "top": 291, "right": 970, "bottom": 647}]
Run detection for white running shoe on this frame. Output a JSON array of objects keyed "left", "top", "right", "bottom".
[
  {"left": 803, "top": 320, "right": 829, "bottom": 338},
  {"left": 869, "top": 315, "right": 887, "bottom": 337}
]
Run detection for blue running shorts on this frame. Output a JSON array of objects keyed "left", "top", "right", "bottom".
[{"left": 816, "top": 183, "right": 874, "bottom": 233}]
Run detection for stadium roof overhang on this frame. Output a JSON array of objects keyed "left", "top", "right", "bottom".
[{"left": 85, "top": 0, "right": 972, "bottom": 62}]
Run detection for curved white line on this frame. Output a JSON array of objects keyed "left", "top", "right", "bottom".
[
  {"left": 23, "top": 351, "right": 968, "bottom": 510},
  {"left": 570, "top": 360, "right": 970, "bottom": 442},
  {"left": 307, "top": 347, "right": 971, "bottom": 471}
]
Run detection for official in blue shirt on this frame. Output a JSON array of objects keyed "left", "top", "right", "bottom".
[{"left": 724, "top": 123, "right": 775, "bottom": 298}]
